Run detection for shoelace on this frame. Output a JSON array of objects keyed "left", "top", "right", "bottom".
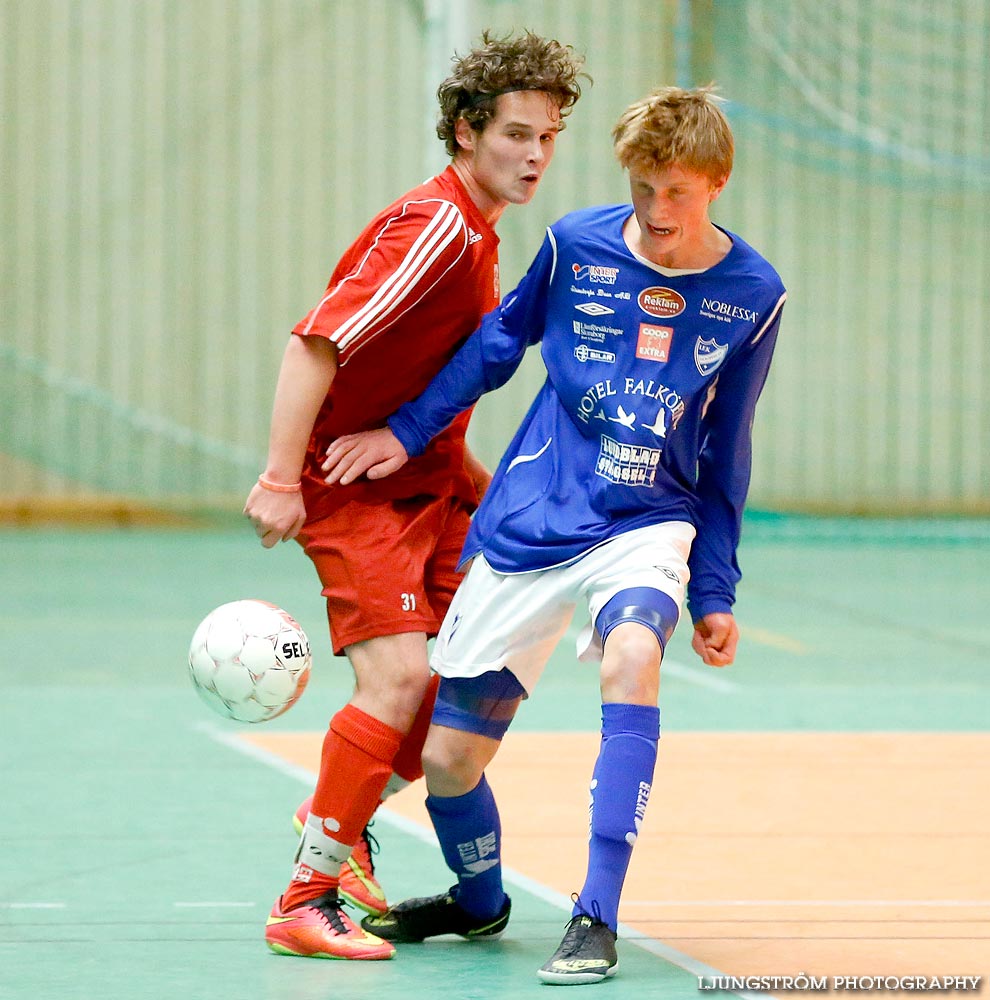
[
  {"left": 309, "top": 892, "right": 353, "bottom": 934},
  {"left": 354, "top": 823, "right": 380, "bottom": 874},
  {"left": 557, "top": 893, "right": 605, "bottom": 954},
  {"left": 569, "top": 892, "right": 604, "bottom": 924}
]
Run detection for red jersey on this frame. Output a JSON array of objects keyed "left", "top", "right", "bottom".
[{"left": 293, "top": 166, "right": 500, "bottom": 519}]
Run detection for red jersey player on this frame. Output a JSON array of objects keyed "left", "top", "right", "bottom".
[{"left": 243, "top": 31, "right": 586, "bottom": 961}]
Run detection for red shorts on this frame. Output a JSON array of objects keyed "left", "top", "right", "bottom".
[{"left": 297, "top": 495, "right": 473, "bottom": 655}]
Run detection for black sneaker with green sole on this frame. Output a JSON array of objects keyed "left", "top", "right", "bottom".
[
  {"left": 361, "top": 888, "right": 511, "bottom": 943},
  {"left": 537, "top": 913, "right": 619, "bottom": 985}
]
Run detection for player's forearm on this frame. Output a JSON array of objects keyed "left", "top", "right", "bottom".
[
  {"left": 263, "top": 334, "right": 338, "bottom": 481},
  {"left": 686, "top": 427, "right": 748, "bottom": 618},
  {"left": 389, "top": 305, "right": 535, "bottom": 456},
  {"left": 388, "top": 332, "right": 488, "bottom": 456},
  {"left": 389, "top": 244, "right": 551, "bottom": 456},
  {"left": 687, "top": 313, "right": 783, "bottom": 616}
]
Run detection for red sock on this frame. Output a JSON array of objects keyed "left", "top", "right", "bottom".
[
  {"left": 281, "top": 867, "right": 337, "bottom": 912},
  {"left": 281, "top": 705, "right": 402, "bottom": 911},
  {"left": 311, "top": 704, "right": 403, "bottom": 845},
  {"left": 390, "top": 674, "right": 440, "bottom": 784}
]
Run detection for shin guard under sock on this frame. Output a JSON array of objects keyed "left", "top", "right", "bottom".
[
  {"left": 576, "top": 702, "right": 660, "bottom": 930},
  {"left": 282, "top": 705, "right": 402, "bottom": 910},
  {"left": 426, "top": 775, "right": 506, "bottom": 920},
  {"left": 311, "top": 703, "right": 403, "bottom": 845}
]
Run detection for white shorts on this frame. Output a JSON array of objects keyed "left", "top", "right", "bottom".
[{"left": 430, "top": 521, "right": 695, "bottom": 695}]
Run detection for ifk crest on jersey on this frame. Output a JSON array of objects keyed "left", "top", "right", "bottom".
[{"left": 694, "top": 337, "right": 728, "bottom": 376}]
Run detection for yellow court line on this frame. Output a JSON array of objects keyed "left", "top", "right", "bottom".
[{"left": 738, "top": 624, "right": 809, "bottom": 654}]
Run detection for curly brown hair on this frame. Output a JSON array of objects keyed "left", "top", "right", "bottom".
[
  {"left": 612, "top": 85, "right": 734, "bottom": 182},
  {"left": 437, "top": 30, "right": 587, "bottom": 157}
]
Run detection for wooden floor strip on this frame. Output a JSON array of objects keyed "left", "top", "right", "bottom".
[{"left": 243, "top": 729, "right": 990, "bottom": 979}]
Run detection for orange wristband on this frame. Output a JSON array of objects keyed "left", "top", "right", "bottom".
[{"left": 257, "top": 475, "right": 302, "bottom": 494}]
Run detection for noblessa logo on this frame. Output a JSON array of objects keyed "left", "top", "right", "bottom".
[
  {"left": 700, "top": 297, "right": 758, "bottom": 322},
  {"left": 572, "top": 262, "right": 619, "bottom": 284},
  {"left": 638, "top": 286, "right": 685, "bottom": 318}
]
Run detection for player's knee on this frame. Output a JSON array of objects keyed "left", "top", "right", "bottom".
[
  {"left": 421, "top": 670, "right": 523, "bottom": 792},
  {"left": 600, "top": 625, "right": 662, "bottom": 702},
  {"left": 421, "top": 729, "right": 488, "bottom": 795},
  {"left": 603, "top": 622, "right": 663, "bottom": 668},
  {"left": 352, "top": 658, "right": 433, "bottom": 722},
  {"left": 390, "top": 664, "right": 435, "bottom": 709},
  {"left": 598, "top": 588, "right": 679, "bottom": 702},
  {"left": 597, "top": 587, "right": 679, "bottom": 651}
]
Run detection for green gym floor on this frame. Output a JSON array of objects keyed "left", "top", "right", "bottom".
[{"left": 2, "top": 516, "right": 988, "bottom": 999}]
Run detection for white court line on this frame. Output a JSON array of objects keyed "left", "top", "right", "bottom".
[
  {"left": 174, "top": 901, "right": 256, "bottom": 908},
  {"left": 0, "top": 902, "right": 66, "bottom": 909},
  {"left": 623, "top": 899, "right": 990, "bottom": 908},
  {"left": 195, "top": 720, "right": 320, "bottom": 782},
  {"left": 661, "top": 657, "right": 739, "bottom": 693},
  {"left": 198, "top": 721, "right": 771, "bottom": 1000}
]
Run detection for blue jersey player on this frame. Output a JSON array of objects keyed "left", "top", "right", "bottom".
[{"left": 322, "top": 86, "right": 786, "bottom": 985}]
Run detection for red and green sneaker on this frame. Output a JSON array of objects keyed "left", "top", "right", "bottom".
[{"left": 265, "top": 890, "right": 394, "bottom": 960}]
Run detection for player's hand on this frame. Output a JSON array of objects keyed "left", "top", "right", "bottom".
[
  {"left": 243, "top": 484, "right": 307, "bottom": 548},
  {"left": 691, "top": 612, "right": 738, "bottom": 667},
  {"left": 322, "top": 427, "right": 409, "bottom": 485}
]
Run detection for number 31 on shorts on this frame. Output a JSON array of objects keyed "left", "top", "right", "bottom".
[{"left": 401, "top": 592, "right": 417, "bottom": 611}]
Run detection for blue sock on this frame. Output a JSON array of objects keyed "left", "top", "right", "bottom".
[
  {"left": 575, "top": 702, "right": 661, "bottom": 931},
  {"left": 426, "top": 775, "right": 506, "bottom": 920}
]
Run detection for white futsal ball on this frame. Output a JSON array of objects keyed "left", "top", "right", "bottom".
[{"left": 188, "top": 599, "right": 311, "bottom": 723}]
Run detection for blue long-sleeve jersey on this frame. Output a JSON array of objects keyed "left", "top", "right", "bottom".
[{"left": 389, "top": 204, "right": 786, "bottom": 619}]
